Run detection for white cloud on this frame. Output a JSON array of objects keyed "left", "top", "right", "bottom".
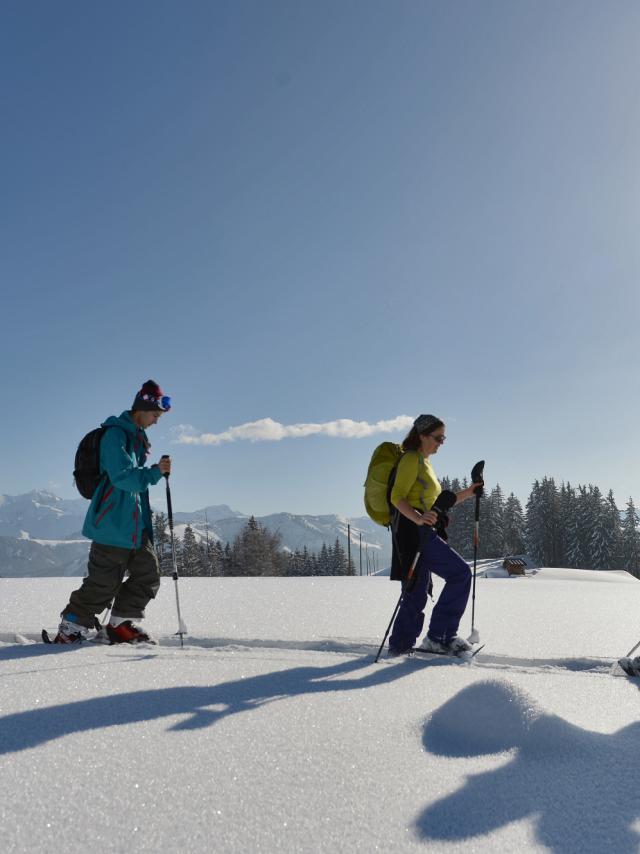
[{"left": 172, "top": 415, "right": 415, "bottom": 446}]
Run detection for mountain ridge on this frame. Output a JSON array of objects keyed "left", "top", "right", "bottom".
[{"left": 0, "top": 490, "right": 389, "bottom": 576}]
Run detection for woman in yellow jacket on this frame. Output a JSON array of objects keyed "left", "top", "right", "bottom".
[{"left": 388, "top": 414, "right": 479, "bottom": 656}]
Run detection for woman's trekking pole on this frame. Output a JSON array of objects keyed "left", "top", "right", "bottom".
[
  {"left": 468, "top": 460, "right": 485, "bottom": 644},
  {"left": 162, "top": 456, "right": 187, "bottom": 648},
  {"left": 624, "top": 638, "right": 640, "bottom": 658},
  {"left": 374, "top": 550, "right": 421, "bottom": 663}
]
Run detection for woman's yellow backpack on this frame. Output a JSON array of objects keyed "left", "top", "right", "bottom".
[{"left": 363, "top": 442, "right": 404, "bottom": 527}]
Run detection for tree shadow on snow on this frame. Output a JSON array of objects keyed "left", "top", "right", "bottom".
[
  {"left": 0, "top": 654, "right": 417, "bottom": 754},
  {"left": 415, "top": 680, "right": 640, "bottom": 853}
]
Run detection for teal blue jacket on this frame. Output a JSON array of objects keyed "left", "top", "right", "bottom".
[{"left": 82, "top": 411, "right": 163, "bottom": 549}]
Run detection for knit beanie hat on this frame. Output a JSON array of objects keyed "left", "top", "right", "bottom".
[
  {"left": 413, "top": 414, "right": 441, "bottom": 434},
  {"left": 132, "top": 380, "right": 171, "bottom": 412}
]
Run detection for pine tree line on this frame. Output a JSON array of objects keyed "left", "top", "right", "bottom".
[
  {"left": 152, "top": 513, "right": 355, "bottom": 577},
  {"left": 153, "top": 478, "right": 640, "bottom": 577},
  {"left": 441, "top": 476, "right": 640, "bottom": 576}
]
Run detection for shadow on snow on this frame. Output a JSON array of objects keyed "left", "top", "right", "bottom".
[
  {"left": 0, "top": 653, "right": 417, "bottom": 753},
  {"left": 416, "top": 679, "right": 640, "bottom": 853}
]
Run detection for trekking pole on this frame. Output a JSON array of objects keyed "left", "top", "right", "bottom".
[
  {"left": 624, "top": 638, "right": 640, "bottom": 658},
  {"left": 93, "top": 592, "right": 122, "bottom": 641},
  {"left": 468, "top": 460, "right": 485, "bottom": 644},
  {"left": 162, "top": 456, "right": 187, "bottom": 648},
  {"left": 374, "top": 490, "right": 457, "bottom": 663},
  {"left": 374, "top": 550, "right": 421, "bottom": 663}
]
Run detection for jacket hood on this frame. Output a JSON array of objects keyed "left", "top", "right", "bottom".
[{"left": 102, "top": 411, "right": 142, "bottom": 437}]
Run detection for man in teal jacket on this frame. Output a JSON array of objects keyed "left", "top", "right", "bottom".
[{"left": 54, "top": 380, "right": 172, "bottom": 644}]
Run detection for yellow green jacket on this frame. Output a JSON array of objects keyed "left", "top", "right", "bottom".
[{"left": 390, "top": 451, "right": 441, "bottom": 512}]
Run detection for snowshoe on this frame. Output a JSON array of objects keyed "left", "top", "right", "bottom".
[
  {"left": 46, "top": 619, "right": 91, "bottom": 644},
  {"left": 419, "top": 635, "right": 473, "bottom": 656},
  {"left": 387, "top": 645, "right": 412, "bottom": 658},
  {"left": 617, "top": 656, "right": 640, "bottom": 677},
  {"left": 106, "top": 620, "right": 156, "bottom": 645}
]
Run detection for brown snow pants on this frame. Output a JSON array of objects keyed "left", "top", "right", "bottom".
[{"left": 62, "top": 536, "right": 161, "bottom": 627}]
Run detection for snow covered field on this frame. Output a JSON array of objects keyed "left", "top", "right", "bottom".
[{"left": 1, "top": 568, "right": 640, "bottom": 853}]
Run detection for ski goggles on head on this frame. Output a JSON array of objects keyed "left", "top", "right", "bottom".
[{"left": 140, "top": 393, "right": 172, "bottom": 411}]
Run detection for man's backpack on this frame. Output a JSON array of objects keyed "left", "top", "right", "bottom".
[
  {"left": 364, "top": 442, "right": 404, "bottom": 527},
  {"left": 73, "top": 426, "right": 111, "bottom": 499}
]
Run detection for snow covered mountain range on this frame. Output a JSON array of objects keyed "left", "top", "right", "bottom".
[
  {"left": 0, "top": 490, "right": 389, "bottom": 576},
  {"left": 0, "top": 491, "right": 87, "bottom": 539}
]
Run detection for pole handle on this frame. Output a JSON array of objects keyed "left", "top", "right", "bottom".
[
  {"left": 163, "top": 461, "right": 174, "bottom": 525},
  {"left": 161, "top": 454, "right": 170, "bottom": 480},
  {"left": 471, "top": 459, "right": 485, "bottom": 498}
]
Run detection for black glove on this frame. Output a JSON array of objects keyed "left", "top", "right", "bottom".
[{"left": 471, "top": 461, "right": 485, "bottom": 497}]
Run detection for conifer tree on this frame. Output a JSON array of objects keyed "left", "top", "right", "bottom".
[
  {"left": 545, "top": 477, "right": 563, "bottom": 565},
  {"left": 556, "top": 483, "right": 572, "bottom": 566},
  {"left": 330, "top": 538, "right": 354, "bottom": 575},
  {"left": 525, "top": 480, "right": 545, "bottom": 564},
  {"left": 621, "top": 498, "right": 640, "bottom": 578},
  {"left": 301, "top": 546, "right": 313, "bottom": 576},
  {"left": 526, "top": 478, "right": 562, "bottom": 565},
  {"left": 563, "top": 484, "right": 582, "bottom": 568},
  {"left": 341, "top": 538, "right": 356, "bottom": 575},
  {"left": 286, "top": 549, "right": 304, "bottom": 577},
  {"left": 309, "top": 550, "right": 319, "bottom": 576},
  {"left": 230, "top": 516, "right": 286, "bottom": 576},
  {"left": 588, "top": 485, "right": 615, "bottom": 570},
  {"left": 446, "top": 477, "right": 473, "bottom": 558},
  {"left": 202, "top": 539, "right": 225, "bottom": 576},
  {"left": 503, "top": 493, "right": 526, "bottom": 555},
  {"left": 152, "top": 511, "right": 172, "bottom": 576},
  {"left": 326, "top": 541, "right": 337, "bottom": 575},
  {"left": 482, "top": 485, "right": 505, "bottom": 558},
  {"left": 181, "top": 525, "right": 202, "bottom": 576},
  {"left": 574, "top": 485, "right": 599, "bottom": 569},
  {"left": 603, "top": 490, "right": 622, "bottom": 570},
  {"left": 317, "top": 543, "right": 330, "bottom": 576},
  {"left": 222, "top": 542, "right": 233, "bottom": 576}
]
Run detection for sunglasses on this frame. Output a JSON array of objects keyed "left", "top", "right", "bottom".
[{"left": 430, "top": 434, "right": 446, "bottom": 444}]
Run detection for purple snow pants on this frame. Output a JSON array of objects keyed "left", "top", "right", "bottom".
[{"left": 389, "top": 526, "right": 471, "bottom": 653}]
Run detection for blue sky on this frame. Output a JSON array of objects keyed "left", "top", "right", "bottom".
[{"left": 2, "top": 0, "right": 640, "bottom": 517}]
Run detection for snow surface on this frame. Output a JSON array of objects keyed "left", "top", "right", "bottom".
[{"left": 1, "top": 568, "right": 640, "bottom": 853}]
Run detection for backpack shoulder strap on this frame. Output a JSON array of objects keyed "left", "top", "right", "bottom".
[
  {"left": 100, "top": 424, "right": 132, "bottom": 454},
  {"left": 97, "top": 425, "right": 133, "bottom": 485}
]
